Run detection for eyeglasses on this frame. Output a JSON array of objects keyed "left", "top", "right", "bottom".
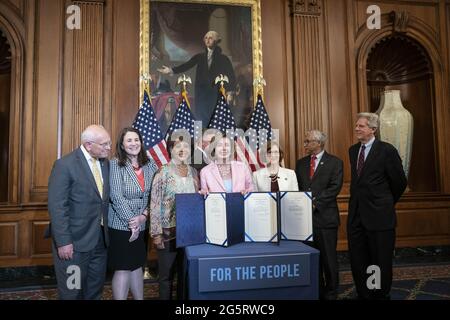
[
  {"left": 303, "top": 140, "right": 318, "bottom": 145},
  {"left": 89, "top": 141, "right": 112, "bottom": 148}
]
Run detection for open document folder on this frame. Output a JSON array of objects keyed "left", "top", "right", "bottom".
[{"left": 175, "top": 192, "right": 312, "bottom": 248}]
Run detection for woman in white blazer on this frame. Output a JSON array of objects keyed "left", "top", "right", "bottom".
[{"left": 253, "top": 141, "right": 299, "bottom": 192}]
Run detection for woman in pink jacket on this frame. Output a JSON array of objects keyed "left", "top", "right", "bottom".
[{"left": 200, "top": 134, "right": 254, "bottom": 193}]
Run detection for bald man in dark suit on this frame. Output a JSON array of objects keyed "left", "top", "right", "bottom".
[{"left": 47, "top": 125, "right": 111, "bottom": 300}]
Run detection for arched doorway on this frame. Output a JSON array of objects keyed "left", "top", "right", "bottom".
[
  {"left": 366, "top": 35, "right": 437, "bottom": 192},
  {"left": 0, "top": 29, "right": 11, "bottom": 202}
]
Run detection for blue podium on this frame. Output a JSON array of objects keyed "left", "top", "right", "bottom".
[{"left": 184, "top": 241, "right": 319, "bottom": 300}]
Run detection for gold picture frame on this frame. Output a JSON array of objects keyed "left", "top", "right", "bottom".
[{"left": 139, "top": 0, "right": 262, "bottom": 128}]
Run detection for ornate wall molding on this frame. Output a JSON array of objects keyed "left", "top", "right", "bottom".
[
  {"left": 389, "top": 10, "right": 409, "bottom": 34},
  {"left": 354, "top": 12, "right": 450, "bottom": 193},
  {"left": 290, "top": 0, "right": 322, "bottom": 16}
]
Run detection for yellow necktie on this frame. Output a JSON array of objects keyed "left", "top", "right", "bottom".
[{"left": 90, "top": 158, "right": 103, "bottom": 199}]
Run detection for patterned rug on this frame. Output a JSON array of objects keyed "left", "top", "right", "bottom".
[
  {"left": 338, "top": 264, "right": 450, "bottom": 300},
  {"left": 1, "top": 264, "right": 449, "bottom": 300}
]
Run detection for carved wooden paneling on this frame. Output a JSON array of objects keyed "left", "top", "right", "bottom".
[
  {"left": 31, "top": 221, "right": 52, "bottom": 256},
  {"left": 1, "top": 0, "right": 450, "bottom": 268},
  {"left": 2, "top": 0, "right": 25, "bottom": 20},
  {"left": 355, "top": 0, "right": 439, "bottom": 36},
  {"left": 367, "top": 36, "right": 433, "bottom": 85},
  {"left": 71, "top": 1, "right": 104, "bottom": 147},
  {"left": 29, "top": 0, "right": 63, "bottom": 202},
  {"left": 366, "top": 35, "right": 438, "bottom": 193},
  {"left": 290, "top": 0, "right": 329, "bottom": 160},
  {"left": 63, "top": 1, "right": 105, "bottom": 152},
  {"left": 448, "top": 3, "right": 450, "bottom": 75},
  {"left": 322, "top": 0, "right": 353, "bottom": 188},
  {"left": 0, "top": 0, "right": 26, "bottom": 206},
  {"left": 336, "top": 196, "right": 450, "bottom": 250},
  {"left": 260, "top": 0, "right": 289, "bottom": 163},
  {"left": 0, "top": 222, "right": 18, "bottom": 257},
  {"left": 112, "top": 0, "right": 140, "bottom": 140},
  {"left": 352, "top": 1, "right": 450, "bottom": 194},
  {"left": 396, "top": 209, "right": 449, "bottom": 238},
  {"left": 0, "top": 72, "right": 10, "bottom": 203}
]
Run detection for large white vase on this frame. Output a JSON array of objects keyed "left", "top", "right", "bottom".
[{"left": 376, "top": 90, "right": 413, "bottom": 178}]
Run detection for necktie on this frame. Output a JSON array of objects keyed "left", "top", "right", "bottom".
[
  {"left": 357, "top": 145, "right": 366, "bottom": 177},
  {"left": 207, "top": 51, "right": 212, "bottom": 68},
  {"left": 309, "top": 155, "right": 317, "bottom": 179},
  {"left": 90, "top": 158, "right": 103, "bottom": 198}
]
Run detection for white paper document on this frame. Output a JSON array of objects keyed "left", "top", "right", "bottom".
[
  {"left": 244, "top": 193, "right": 278, "bottom": 242},
  {"left": 280, "top": 192, "right": 313, "bottom": 241},
  {"left": 204, "top": 193, "right": 228, "bottom": 246}
]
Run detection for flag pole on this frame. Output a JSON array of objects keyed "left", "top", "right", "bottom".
[
  {"left": 215, "top": 74, "right": 229, "bottom": 98},
  {"left": 253, "top": 76, "right": 266, "bottom": 108},
  {"left": 140, "top": 73, "right": 151, "bottom": 101},
  {"left": 177, "top": 74, "right": 192, "bottom": 109}
]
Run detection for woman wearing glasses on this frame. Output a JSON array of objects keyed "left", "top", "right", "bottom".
[
  {"left": 253, "top": 141, "right": 298, "bottom": 192},
  {"left": 108, "top": 127, "right": 157, "bottom": 300}
]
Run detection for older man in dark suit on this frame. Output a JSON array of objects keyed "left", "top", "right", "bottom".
[
  {"left": 296, "top": 130, "right": 343, "bottom": 300},
  {"left": 348, "top": 113, "right": 407, "bottom": 300},
  {"left": 47, "top": 124, "right": 111, "bottom": 300}
]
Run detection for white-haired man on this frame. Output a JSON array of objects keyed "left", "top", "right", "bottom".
[
  {"left": 348, "top": 113, "right": 407, "bottom": 300},
  {"left": 158, "top": 30, "right": 236, "bottom": 126},
  {"left": 47, "top": 125, "right": 112, "bottom": 299},
  {"left": 295, "top": 130, "right": 343, "bottom": 300}
]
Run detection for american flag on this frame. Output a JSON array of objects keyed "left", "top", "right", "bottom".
[
  {"left": 165, "top": 92, "right": 201, "bottom": 140},
  {"left": 132, "top": 90, "right": 170, "bottom": 167},
  {"left": 242, "top": 94, "right": 272, "bottom": 171},
  {"left": 208, "top": 92, "right": 237, "bottom": 131},
  {"left": 207, "top": 90, "right": 262, "bottom": 172},
  {"left": 249, "top": 94, "right": 273, "bottom": 147}
]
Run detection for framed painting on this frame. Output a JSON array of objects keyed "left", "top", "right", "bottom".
[{"left": 139, "top": 0, "right": 262, "bottom": 130}]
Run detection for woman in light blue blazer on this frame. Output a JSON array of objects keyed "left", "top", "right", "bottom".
[{"left": 108, "top": 127, "right": 157, "bottom": 300}]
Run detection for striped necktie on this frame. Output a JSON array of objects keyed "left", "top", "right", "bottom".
[{"left": 357, "top": 145, "right": 366, "bottom": 177}]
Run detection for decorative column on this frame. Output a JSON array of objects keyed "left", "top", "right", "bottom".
[
  {"left": 63, "top": 1, "right": 105, "bottom": 151},
  {"left": 290, "top": 0, "right": 329, "bottom": 153}
]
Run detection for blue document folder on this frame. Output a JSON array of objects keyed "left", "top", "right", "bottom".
[
  {"left": 175, "top": 193, "right": 206, "bottom": 247},
  {"left": 175, "top": 193, "right": 245, "bottom": 248}
]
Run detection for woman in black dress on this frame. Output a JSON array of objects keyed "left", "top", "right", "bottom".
[{"left": 108, "top": 127, "right": 157, "bottom": 300}]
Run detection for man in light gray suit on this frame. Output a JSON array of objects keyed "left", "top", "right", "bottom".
[{"left": 47, "top": 125, "right": 111, "bottom": 300}]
